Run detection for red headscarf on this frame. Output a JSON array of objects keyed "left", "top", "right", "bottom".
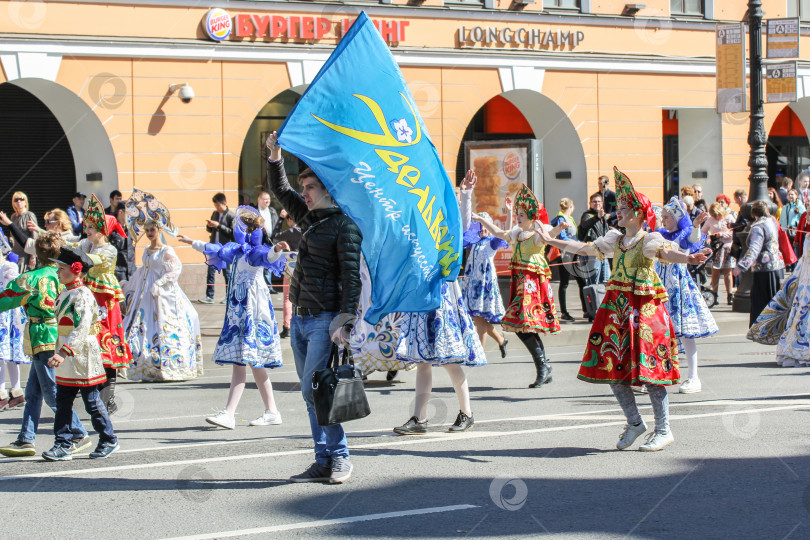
[{"left": 104, "top": 214, "right": 126, "bottom": 238}]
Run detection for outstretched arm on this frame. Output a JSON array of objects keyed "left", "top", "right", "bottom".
[
  {"left": 658, "top": 246, "right": 709, "bottom": 265},
  {"left": 472, "top": 213, "right": 509, "bottom": 242},
  {"left": 534, "top": 226, "right": 596, "bottom": 256}
]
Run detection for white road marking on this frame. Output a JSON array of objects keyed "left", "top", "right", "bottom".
[
  {"left": 2, "top": 402, "right": 808, "bottom": 481},
  {"left": 160, "top": 504, "right": 479, "bottom": 539}
]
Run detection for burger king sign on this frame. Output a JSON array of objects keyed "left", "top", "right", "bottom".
[{"left": 203, "top": 8, "right": 232, "bottom": 41}]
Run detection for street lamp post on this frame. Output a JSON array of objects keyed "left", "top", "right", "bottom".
[{"left": 732, "top": 0, "right": 775, "bottom": 314}]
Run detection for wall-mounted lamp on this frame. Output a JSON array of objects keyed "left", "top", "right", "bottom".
[
  {"left": 168, "top": 83, "right": 195, "bottom": 103},
  {"left": 86, "top": 172, "right": 102, "bottom": 182},
  {"left": 691, "top": 170, "right": 708, "bottom": 179},
  {"left": 622, "top": 3, "right": 645, "bottom": 16},
  {"left": 555, "top": 171, "right": 572, "bottom": 180}
]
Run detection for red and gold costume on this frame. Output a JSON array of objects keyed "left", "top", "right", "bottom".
[
  {"left": 577, "top": 168, "right": 680, "bottom": 386},
  {"left": 80, "top": 195, "right": 132, "bottom": 369},
  {"left": 501, "top": 185, "right": 560, "bottom": 335}
]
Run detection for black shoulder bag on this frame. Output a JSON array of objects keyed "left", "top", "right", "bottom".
[{"left": 312, "top": 344, "right": 371, "bottom": 426}]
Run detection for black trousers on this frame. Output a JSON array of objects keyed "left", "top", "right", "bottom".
[
  {"left": 53, "top": 383, "right": 116, "bottom": 449},
  {"left": 750, "top": 269, "right": 783, "bottom": 327},
  {"left": 558, "top": 268, "right": 586, "bottom": 315}
]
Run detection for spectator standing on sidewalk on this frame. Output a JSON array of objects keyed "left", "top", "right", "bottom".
[
  {"left": 200, "top": 193, "right": 235, "bottom": 304},
  {"left": 8, "top": 192, "right": 37, "bottom": 271},
  {"left": 67, "top": 192, "right": 86, "bottom": 237}
]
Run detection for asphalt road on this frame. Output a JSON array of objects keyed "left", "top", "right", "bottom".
[{"left": 2, "top": 300, "right": 809, "bottom": 540}]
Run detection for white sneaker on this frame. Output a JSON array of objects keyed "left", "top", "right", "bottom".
[
  {"left": 616, "top": 421, "right": 648, "bottom": 450},
  {"left": 639, "top": 431, "right": 675, "bottom": 452},
  {"left": 632, "top": 385, "right": 648, "bottom": 394},
  {"left": 679, "top": 378, "right": 702, "bottom": 394},
  {"left": 249, "top": 410, "right": 282, "bottom": 426},
  {"left": 205, "top": 410, "right": 235, "bottom": 429}
]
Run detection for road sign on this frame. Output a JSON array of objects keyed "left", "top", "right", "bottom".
[
  {"left": 766, "top": 18, "right": 799, "bottom": 59},
  {"left": 766, "top": 61, "right": 797, "bottom": 103},
  {"left": 716, "top": 23, "right": 746, "bottom": 113}
]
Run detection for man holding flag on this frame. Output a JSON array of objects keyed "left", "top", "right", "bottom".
[
  {"left": 267, "top": 134, "right": 362, "bottom": 484},
  {"left": 269, "top": 10, "right": 469, "bottom": 478}
]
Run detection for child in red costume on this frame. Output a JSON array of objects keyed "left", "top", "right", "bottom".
[{"left": 537, "top": 168, "right": 708, "bottom": 452}]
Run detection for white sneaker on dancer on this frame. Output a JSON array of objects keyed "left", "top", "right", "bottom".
[
  {"left": 249, "top": 410, "right": 282, "bottom": 426},
  {"left": 205, "top": 410, "right": 235, "bottom": 429},
  {"left": 616, "top": 421, "right": 647, "bottom": 450},
  {"left": 679, "top": 378, "right": 702, "bottom": 394},
  {"left": 639, "top": 431, "right": 674, "bottom": 452}
]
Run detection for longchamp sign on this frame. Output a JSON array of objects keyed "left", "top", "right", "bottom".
[{"left": 458, "top": 26, "right": 585, "bottom": 48}]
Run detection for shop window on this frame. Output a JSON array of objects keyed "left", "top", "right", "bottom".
[
  {"left": 670, "top": 0, "right": 703, "bottom": 16},
  {"left": 788, "top": 0, "right": 810, "bottom": 21},
  {"left": 544, "top": 0, "right": 580, "bottom": 9}
]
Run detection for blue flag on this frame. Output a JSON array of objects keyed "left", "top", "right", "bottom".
[{"left": 278, "top": 11, "right": 462, "bottom": 324}]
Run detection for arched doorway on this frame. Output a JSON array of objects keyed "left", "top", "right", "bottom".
[
  {"left": 0, "top": 78, "right": 118, "bottom": 219},
  {"left": 238, "top": 86, "right": 309, "bottom": 208},
  {"left": 456, "top": 89, "right": 588, "bottom": 228},
  {"left": 766, "top": 105, "right": 810, "bottom": 186}
]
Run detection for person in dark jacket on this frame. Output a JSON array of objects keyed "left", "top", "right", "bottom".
[
  {"left": 109, "top": 203, "right": 135, "bottom": 283},
  {"left": 578, "top": 192, "right": 612, "bottom": 285},
  {"left": 266, "top": 132, "right": 362, "bottom": 485},
  {"left": 200, "top": 193, "right": 235, "bottom": 304}
]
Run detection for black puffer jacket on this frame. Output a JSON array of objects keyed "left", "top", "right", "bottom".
[{"left": 267, "top": 159, "right": 362, "bottom": 316}]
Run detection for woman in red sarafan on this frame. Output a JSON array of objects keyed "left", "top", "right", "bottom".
[
  {"left": 537, "top": 167, "right": 709, "bottom": 453},
  {"left": 474, "top": 184, "right": 567, "bottom": 389},
  {"left": 77, "top": 195, "right": 132, "bottom": 414}
]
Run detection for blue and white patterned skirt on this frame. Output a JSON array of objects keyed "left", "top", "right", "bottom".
[
  {"left": 396, "top": 281, "right": 487, "bottom": 366},
  {"left": 0, "top": 307, "right": 29, "bottom": 364},
  {"left": 655, "top": 261, "right": 718, "bottom": 339}
]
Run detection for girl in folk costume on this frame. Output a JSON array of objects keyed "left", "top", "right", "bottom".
[
  {"left": 178, "top": 206, "right": 288, "bottom": 429},
  {"left": 474, "top": 185, "right": 566, "bottom": 389},
  {"left": 0, "top": 234, "right": 28, "bottom": 410},
  {"left": 653, "top": 198, "right": 718, "bottom": 394},
  {"left": 79, "top": 195, "right": 132, "bottom": 414},
  {"left": 537, "top": 168, "right": 708, "bottom": 452},
  {"left": 461, "top": 211, "right": 509, "bottom": 358},
  {"left": 392, "top": 177, "right": 486, "bottom": 435},
  {"left": 748, "top": 232, "right": 810, "bottom": 367},
  {"left": 122, "top": 190, "right": 204, "bottom": 382}
]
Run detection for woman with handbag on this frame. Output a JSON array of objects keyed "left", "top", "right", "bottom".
[
  {"left": 733, "top": 201, "right": 785, "bottom": 326},
  {"left": 780, "top": 189, "right": 805, "bottom": 271},
  {"left": 178, "top": 207, "right": 287, "bottom": 430}
]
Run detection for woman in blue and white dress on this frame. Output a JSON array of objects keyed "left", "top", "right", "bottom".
[
  {"left": 654, "top": 197, "right": 718, "bottom": 394},
  {"left": 0, "top": 243, "right": 28, "bottom": 410},
  {"left": 123, "top": 223, "right": 204, "bottom": 382},
  {"left": 179, "top": 206, "right": 288, "bottom": 430},
  {"left": 392, "top": 171, "right": 487, "bottom": 436},
  {"left": 461, "top": 211, "right": 508, "bottom": 358},
  {"left": 748, "top": 232, "right": 810, "bottom": 368}
]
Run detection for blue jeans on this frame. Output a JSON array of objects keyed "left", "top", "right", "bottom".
[
  {"left": 53, "top": 384, "right": 116, "bottom": 449},
  {"left": 205, "top": 264, "right": 230, "bottom": 299},
  {"left": 19, "top": 352, "right": 87, "bottom": 444},
  {"left": 290, "top": 312, "right": 349, "bottom": 466}
]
